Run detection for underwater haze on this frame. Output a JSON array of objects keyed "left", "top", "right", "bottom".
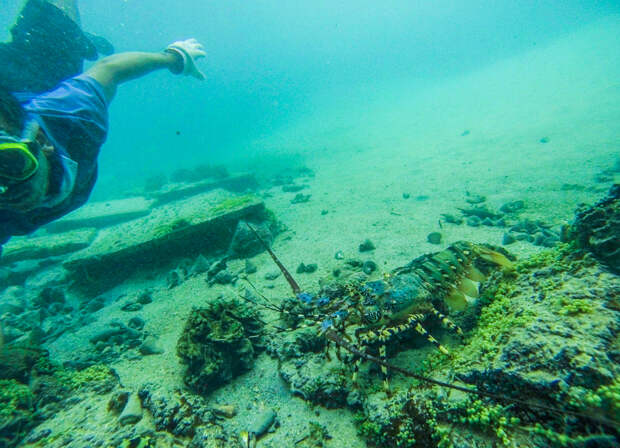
[
  {"left": 3, "top": 0, "right": 616, "bottom": 196},
  {"left": 1, "top": 1, "right": 620, "bottom": 447}
]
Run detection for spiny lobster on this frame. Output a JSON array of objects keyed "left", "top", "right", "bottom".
[{"left": 243, "top": 223, "right": 617, "bottom": 429}]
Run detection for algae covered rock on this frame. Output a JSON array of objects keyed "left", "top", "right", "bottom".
[
  {"left": 177, "top": 298, "right": 263, "bottom": 394},
  {"left": 568, "top": 183, "right": 619, "bottom": 273}
]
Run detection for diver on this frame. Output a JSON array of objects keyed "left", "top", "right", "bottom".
[
  {"left": 0, "top": 4, "right": 206, "bottom": 253},
  {"left": 0, "top": 0, "right": 114, "bottom": 94}
]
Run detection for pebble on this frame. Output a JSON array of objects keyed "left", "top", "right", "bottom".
[
  {"left": 245, "top": 259, "right": 257, "bottom": 274},
  {"left": 264, "top": 271, "right": 281, "bottom": 280},
  {"left": 427, "top": 232, "right": 442, "bottom": 244},
  {"left": 136, "top": 292, "right": 152, "bottom": 305},
  {"left": 466, "top": 216, "right": 481, "bottom": 227},
  {"left": 191, "top": 254, "right": 211, "bottom": 275},
  {"left": 121, "top": 302, "right": 142, "bottom": 312},
  {"left": 296, "top": 263, "right": 318, "bottom": 274},
  {"left": 359, "top": 239, "right": 375, "bottom": 252},
  {"left": 119, "top": 393, "right": 143, "bottom": 425},
  {"left": 139, "top": 336, "right": 164, "bottom": 356},
  {"left": 502, "top": 233, "right": 516, "bottom": 245},
  {"left": 128, "top": 316, "right": 145, "bottom": 331},
  {"left": 334, "top": 250, "right": 344, "bottom": 260},
  {"left": 362, "top": 260, "right": 377, "bottom": 274}
]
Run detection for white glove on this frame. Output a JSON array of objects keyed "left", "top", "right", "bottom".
[{"left": 165, "top": 38, "right": 207, "bottom": 80}]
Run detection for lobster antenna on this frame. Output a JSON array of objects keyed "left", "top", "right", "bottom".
[
  {"left": 325, "top": 329, "right": 619, "bottom": 430},
  {"left": 246, "top": 222, "right": 301, "bottom": 294},
  {"left": 242, "top": 276, "right": 285, "bottom": 312}
]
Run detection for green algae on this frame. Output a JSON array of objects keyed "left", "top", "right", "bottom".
[
  {"left": 210, "top": 194, "right": 257, "bottom": 215},
  {"left": 0, "top": 379, "right": 33, "bottom": 422}
]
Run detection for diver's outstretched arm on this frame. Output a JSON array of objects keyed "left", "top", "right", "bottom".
[{"left": 85, "top": 39, "right": 206, "bottom": 102}]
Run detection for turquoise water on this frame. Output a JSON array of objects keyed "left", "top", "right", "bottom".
[
  {"left": 3, "top": 0, "right": 616, "bottom": 196},
  {"left": 1, "top": 2, "right": 620, "bottom": 447}
]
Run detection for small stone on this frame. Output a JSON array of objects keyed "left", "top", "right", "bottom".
[
  {"left": 191, "top": 254, "right": 211, "bottom": 275},
  {"left": 427, "top": 232, "right": 442, "bottom": 244},
  {"left": 304, "top": 263, "right": 318, "bottom": 273},
  {"left": 321, "top": 210, "right": 329, "bottom": 215},
  {"left": 359, "top": 239, "right": 375, "bottom": 252},
  {"left": 540, "top": 137, "right": 550, "bottom": 143},
  {"left": 466, "top": 216, "right": 481, "bottom": 227},
  {"left": 334, "top": 250, "right": 344, "bottom": 260},
  {"left": 119, "top": 393, "right": 143, "bottom": 425},
  {"left": 167, "top": 270, "right": 182, "bottom": 289},
  {"left": 291, "top": 193, "right": 311, "bottom": 204},
  {"left": 441, "top": 214, "right": 463, "bottom": 225},
  {"left": 121, "top": 302, "right": 142, "bottom": 312},
  {"left": 244, "top": 259, "right": 257, "bottom": 274},
  {"left": 345, "top": 259, "right": 363, "bottom": 268},
  {"left": 136, "top": 292, "right": 152, "bottom": 305},
  {"left": 500, "top": 200, "right": 525, "bottom": 214},
  {"left": 128, "top": 317, "right": 145, "bottom": 330},
  {"left": 482, "top": 217, "right": 494, "bottom": 226},
  {"left": 362, "top": 260, "right": 377, "bottom": 274},
  {"left": 402, "top": 193, "right": 410, "bottom": 199},
  {"left": 502, "top": 233, "right": 516, "bottom": 245},
  {"left": 212, "top": 269, "right": 234, "bottom": 285},
  {"left": 264, "top": 271, "right": 281, "bottom": 280},
  {"left": 212, "top": 404, "right": 237, "bottom": 418},
  {"left": 139, "top": 336, "right": 164, "bottom": 355}
]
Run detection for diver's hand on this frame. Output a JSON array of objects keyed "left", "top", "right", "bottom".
[{"left": 165, "top": 38, "right": 207, "bottom": 80}]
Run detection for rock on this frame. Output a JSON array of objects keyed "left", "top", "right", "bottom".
[
  {"left": 466, "top": 216, "right": 481, "bottom": 227},
  {"left": 247, "top": 409, "right": 276, "bottom": 438},
  {"left": 402, "top": 193, "right": 410, "bottom": 199},
  {"left": 139, "top": 336, "right": 164, "bottom": 355},
  {"left": 212, "top": 404, "right": 237, "bottom": 418},
  {"left": 228, "top": 220, "right": 275, "bottom": 259},
  {"left": 244, "top": 259, "right": 257, "bottom": 274},
  {"left": 167, "top": 270, "right": 183, "bottom": 289},
  {"left": 63, "top": 195, "right": 269, "bottom": 294},
  {"left": 440, "top": 214, "right": 463, "bottom": 225},
  {"left": 210, "top": 269, "right": 235, "bottom": 285},
  {"left": 119, "top": 393, "right": 143, "bottom": 425},
  {"left": 264, "top": 271, "right": 281, "bottom": 280},
  {"left": 568, "top": 184, "right": 619, "bottom": 273},
  {"left": 362, "top": 260, "right": 377, "bottom": 274},
  {"left": 291, "top": 193, "right": 311, "bottom": 204},
  {"left": 121, "top": 301, "right": 142, "bottom": 312},
  {"left": 427, "top": 232, "right": 442, "bottom": 244},
  {"left": 540, "top": 136, "right": 550, "bottom": 143},
  {"left": 81, "top": 296, "right": 106, "bottom": 313},
  {"left": 136, "top": 292, "right": 153, "bottom": 305},
  {"left": 139, "top": 383, "right": 215, "bottom": 437},
  {"left": 482, "top": 217, "right": 494, "bottom": 226},
  {"left": 296, "top": 263, "right": 318, "bottom": 274},
  {"left": 502, "top": 233, "right": 516, "bottom": 245},
  {"left": 334, "top": 250, "right": 345, "bottom": 260},
  {"left": 177, "top": 298, "right": 263, "bottom": 394},
  {"left": 465, "top": 193, "right": 486, "bottom": 204},
  {"left": 0, "top": 228, "right": 98, "bottom": 264},
  {"left": 191, "top": 254, "right": 211, "bottom": 275},
  {"left": 500, "top": 200, "right": 525, "bottom": 214},
  {"left": 128, "top": 317, "right": 145, "bottom": 331},
  {"left": 359, "top": 239, "right": 376, "bottom": 252},
  {"left": 34, "top": 287, "right": 65, "bottom": 308}
]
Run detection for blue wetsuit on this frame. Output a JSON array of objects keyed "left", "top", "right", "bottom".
[{"left": 0, "top": 75, "right": 109, "bottom": 248}]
